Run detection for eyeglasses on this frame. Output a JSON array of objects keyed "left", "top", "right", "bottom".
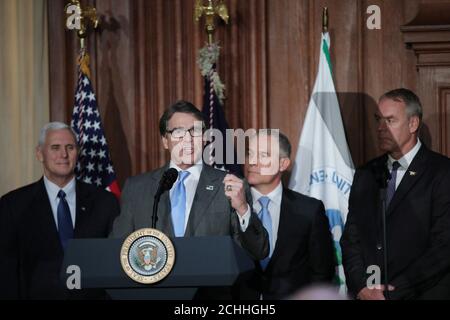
[{"left": 166, "top": 127, "right": 203, "bottom": 139}]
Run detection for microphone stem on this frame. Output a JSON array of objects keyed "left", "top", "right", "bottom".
[
  {"left": 152, "top": 195, "right": 160, "bottom": 229},
  {"left": 380, "top": 188, "right": 390, "bottom": 300}
]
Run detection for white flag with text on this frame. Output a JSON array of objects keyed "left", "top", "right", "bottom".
[{"left": 289, "top": 32, "right": 355, "bottom": 289}]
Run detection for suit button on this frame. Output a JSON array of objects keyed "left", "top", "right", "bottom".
[{"left": 377, "top": 244, "right": 382, "bottom": 250}]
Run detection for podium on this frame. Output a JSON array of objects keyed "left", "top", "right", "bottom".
[{"left": 61, "top": 236, "right": 254, "bottom": 300}]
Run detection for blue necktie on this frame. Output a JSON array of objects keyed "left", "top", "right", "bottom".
[
  {"left": 57, "top": 190, "right": 74, "bottom": 250},
  {"left": 258, "top": 196, "right": 272, "bottom": 270},
  {"left": 171, "top": 171, "right": 190, "bottom": 237},
  {"left": 386, "top": 161, "right": 401, "bottom": 207}
]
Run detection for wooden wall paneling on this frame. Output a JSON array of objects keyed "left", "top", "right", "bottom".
[
  {"left": 401, "top": 0, "right": 421, "bottom": 89},
  {"left": 439, "top": 86, "right": 450, "bottom": 155},
  {"left": 401, "top": 1, "right": 450, "bottom": 156},
  {"left": 219, "top": 0, "right": 242, "bottom": 132},
  {"left": 134, "top": 0, "right": 151, "bottom": 173},
  {"left": 48, "top": 0, "right": 78, "bottom": 123},
  {"left": 215, "top": 0, "right": 268, "bottom": 131},
  {"left": 418, "top": 69, "right": 450, "bottom": 154},
  {"left": 242, "top": 0, "right": 268, "bottom": 131},
  {"left": 266, "top": 0, "right": 310, "bottom": 162},
  {"left": 361, "top": 0, "right": 419, "bottom": 162},
  {"left": 361, "top": 0, "right": 386, "bottom": 162},
  {"left": 94, "top": 0, "right": 134, "bottom": 184},
  {"left": 153, "top": 0, "right": 170, "bottom": 168}
]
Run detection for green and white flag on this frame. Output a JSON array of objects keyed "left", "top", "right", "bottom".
[{"left": 289, "top": 32, "right": 355, "bottom": 291}]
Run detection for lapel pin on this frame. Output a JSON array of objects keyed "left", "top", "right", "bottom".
[
  {"left": 81, "top": 206, "right": 86, "bottom": 211},
  {"left": 206, "top": 185, "right": 214, "bottom": 191},
  {"left": 409, "top": 171, "right": 417, "bottom": 176}
]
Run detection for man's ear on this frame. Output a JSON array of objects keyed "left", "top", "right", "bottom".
[
  {"left": 36, "top": 146, "right": 43, "bottom": 162},
  {"left": 279, "top": 158, "right": 291, "bottom": 173},
  {"left": 162, "top": 135, "right": 169, "bottom": 150},
  {"left": 409, "top": 116, "right": 420, "bottom": 134}
]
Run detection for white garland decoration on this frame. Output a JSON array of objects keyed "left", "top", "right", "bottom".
[{"left": 197, "top": 43, "right": 226, "bottom": 105}]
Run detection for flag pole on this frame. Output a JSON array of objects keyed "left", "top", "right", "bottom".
[
  {"left": 322, "top": 7, "right": 329, "bottom": 33},
  {"left": 195, "top": 0, "right": 230, "bottom": 168}
]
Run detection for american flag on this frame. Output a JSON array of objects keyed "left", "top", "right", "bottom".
[
  {"left": 198, "top": 44, "right": 243, "bottom": 176},
  {"left": 70, "top": 54, "right": 121, "bottom": 198}
]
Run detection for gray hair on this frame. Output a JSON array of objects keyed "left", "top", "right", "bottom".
[
  {"left": 379, "top": 88, "right": 423, "bottom": 122},
  {"left": 38, "top": 122, "right": 78, "bottom": 147},
  {"left": 255, "top": 129, "right": 292, "bottom": 159}
]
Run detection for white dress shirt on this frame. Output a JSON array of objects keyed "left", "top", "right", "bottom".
[
  {"left": 387, "top": 139, "right": 422, "bottom": 190},
  {"left": 251, "top": 182, "right": 283, "bottom": 256},
  {"left": 169, "top": 161, "right": 250, "bottom": 232},
  {"left": 43, "top": 176, "right": 76, "bottom": 229}
]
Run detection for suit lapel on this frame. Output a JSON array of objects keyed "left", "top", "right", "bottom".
[
  {"left": 159, "top": 191, "right": 174, "bottom": 237},
  {"left": 74, "top": 182, "right": 92, "bottom": 237},
  {"left": 387, "top": 146, "right": 429, "bottom": 216},
  {"left": 151, "top": 165, "right": 175, "bottom": 237},
  {"left": 266, "top": 190, "right": 291, "bottom": 269},
  {"left": 185, "top": 166, "right": 220, "bottom": 237},
  {"left": 33, "top": 179, "right": 63, "bottom": 253}
]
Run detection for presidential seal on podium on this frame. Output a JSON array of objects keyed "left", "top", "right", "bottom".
[{"left": 120, "top": 228, "right": 175, "bottom": 284}]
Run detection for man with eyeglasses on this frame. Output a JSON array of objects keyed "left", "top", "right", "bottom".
[
  {"left": 111, "top": 101, "right": 269, "bottom": 271},
  {"left": 341, "top": 88, "right": 450, "bottom": 300}
]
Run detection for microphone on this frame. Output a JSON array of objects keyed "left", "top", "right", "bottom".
[
  {"left": 154, "top": 168, "right": 179, "bottom": 199},
  {"left": 372, "top": 157, "right": 391, "bottom": 190},
  {"left": 152, "top": 168, "right": 179, "bottom": 228}
]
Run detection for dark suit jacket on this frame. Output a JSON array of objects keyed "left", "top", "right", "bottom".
[
  {"left": 341, "top": 145, "right": 450, "bottom": 300},
  {"left": 111, "top": 164, "right": 269, "bottom": 261},
  {"left": 236, "top": 188, "right": 336, "bottom": 300},
  {"left": 0, "top": 178, "right": 120, "bottom": 299}
]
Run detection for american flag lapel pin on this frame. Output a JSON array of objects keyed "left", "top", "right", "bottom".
[{"left": 206, "top": 185, "right": 214, "bottom": 191}]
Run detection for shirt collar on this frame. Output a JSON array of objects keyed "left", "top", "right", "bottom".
[
  {"left": 251, "top": 182, "right": 283, "bottom": 207},
  {"left": 43, "top": 175, "right": 76, "bottom": 201},
  {"left": 388, "top": 139, "right": 422, "bottom": 170},
  {"left": 169, "top": 161, "right": 203, "bottom": 181}
]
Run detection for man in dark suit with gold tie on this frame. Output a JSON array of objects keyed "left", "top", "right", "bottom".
[
  {"left": 0, "top": 122, "right": 119, "bottom": 299},
  {"left": 341, "top": 88, "right": 450, "bottom": 300}
]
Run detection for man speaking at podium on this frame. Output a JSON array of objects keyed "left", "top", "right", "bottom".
[{"left": 111, "top": 101, "right": 269, "bottom": 265}]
